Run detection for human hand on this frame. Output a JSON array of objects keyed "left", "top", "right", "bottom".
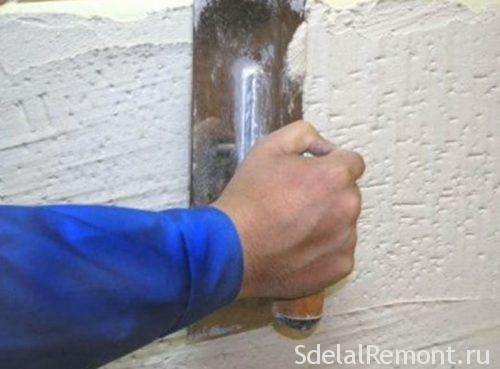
[{"left": 213, "top": 121, "right": 365, "bottom": 299}]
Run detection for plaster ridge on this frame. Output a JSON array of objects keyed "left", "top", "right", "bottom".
[
  {"left": 0, "top": 41, "right": 190, "bottom": 82},
  {"left": 330, "top": 297, "right": 489, "bottom": 316},
  {"left": 314, "top": 0, "right": 500, "bottom": 12},
  {"left": 309, "top": 0, "right": 498, "bottom": 40},
  {"left": 0, "top": 0, "right": 193, "bottom": 22},
  {"left": 0, "top": 5, "right": 192, "bottom": 27},
  {"left": 0, "top": 6, "right": 192, "bottom": 75}
]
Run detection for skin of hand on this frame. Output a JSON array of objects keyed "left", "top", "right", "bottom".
[{"left": 213, "top": 121, "right": 365, "bottom": 299}]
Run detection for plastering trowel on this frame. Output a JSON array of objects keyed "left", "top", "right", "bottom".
[{"left": 190, "top": 0, "right": 324, "bottom": 336}]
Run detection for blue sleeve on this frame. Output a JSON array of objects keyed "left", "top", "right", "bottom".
[{"left": 0, "top": 205, "right": 243, "bottom": 369}]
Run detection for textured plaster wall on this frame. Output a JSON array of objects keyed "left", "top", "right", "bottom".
[
  {"left": 0, "top": 3, "right": 192, "bottom": 209},
  {"left": 0, "top": 1, "right": 499, "bottom": 369}
]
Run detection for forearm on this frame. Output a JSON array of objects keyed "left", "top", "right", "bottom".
[{"left": 0, "top": 205, "right": 242, "bottom": 369}]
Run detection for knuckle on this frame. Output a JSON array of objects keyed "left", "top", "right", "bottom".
[
  {"left": 301, "top": 122, "right": 319, "bottom": 142},
  {"left": 352, "top": 151, "right": 366, "bottom": 175},
  {"left": 351, "top": 231, "right": 359, "bottom": 249},
  {"left": 299, "top": 120, "right": 319, "bottom": 136},
  {"left": 345, "top": 191, "right": 362, "bottom": 220},
  {"left": 331, "top": 165, "right": 352, "bottom": 188},
  {"left": 335, "top": 149, "right": 366, "bottom": 179},
  {"left": 340, "top": 256, "right": 355, "bottom": 278},
  {"left": 297, "top": 120, "right": 315, "bottom": 132},
  {"left": 345, "top": 232, "right": 358, "bottom": 253}
]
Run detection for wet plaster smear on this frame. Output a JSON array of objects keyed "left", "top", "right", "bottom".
[{"left": 1, "top": 0, "right": 499, "bottom": 368}]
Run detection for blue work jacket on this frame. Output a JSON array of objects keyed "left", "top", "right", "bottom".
[{"left": 0, "top": 205, "right": 243, "bottom": 369}]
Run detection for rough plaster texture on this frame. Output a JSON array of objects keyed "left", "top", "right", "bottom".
[
  {"left": 0, "top": 1, "right": 499, "bottom": 368},
  {"left": 0, "top": 4, "right": 192, "bottom": 209},
  {"left": 0, "top": 0, "right": 192, "bottom": 21}
]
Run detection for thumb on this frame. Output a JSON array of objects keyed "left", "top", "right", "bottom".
[{"left": 265, "top": 121, "right": 335, "bottom": 156}]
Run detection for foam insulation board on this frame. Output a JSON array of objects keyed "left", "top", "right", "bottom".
[{"left": 0, "top": 0, "right": 499, "bottom": 368}]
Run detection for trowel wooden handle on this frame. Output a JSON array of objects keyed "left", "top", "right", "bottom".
[{"left": 272, "top": 290, "right": 325, "bottom": 332}]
